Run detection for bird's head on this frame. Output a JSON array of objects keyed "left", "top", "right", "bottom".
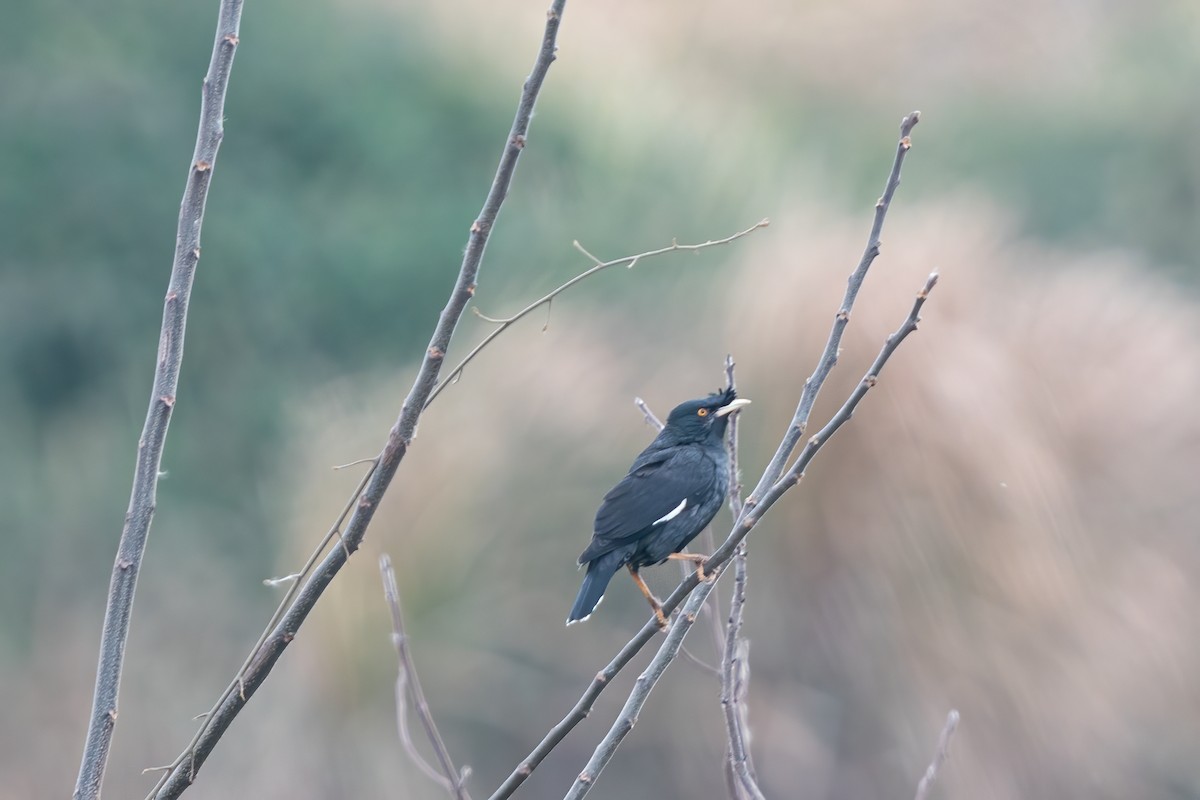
[{"left": 662, "top": 387, "right": 752, "bottom": 444}]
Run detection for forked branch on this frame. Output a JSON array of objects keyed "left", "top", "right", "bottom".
[
  {"left": 148, "top": 2, "right": 569, "bottom": 796},
  {"left": 488, "top": 111, "right": 925, "bottom": 800},
  {"left": 744, "top": 110, "right": 920, "bottom": 504},
  {"left": 381, "top": 555, "right": 471, "bottom": 800},
  {"left": 562, "top": 270, "right": 939, "bottom": 797},
  {"left": 427, "top": 219, "right": 769, "bottom": 409}
]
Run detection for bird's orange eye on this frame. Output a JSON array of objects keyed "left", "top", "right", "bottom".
[{"left": 697, "top": 408, "right": 709, "bottom": 417}]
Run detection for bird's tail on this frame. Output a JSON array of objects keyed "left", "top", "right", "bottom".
[{"left": 567, "top": 554, "right": 622, "bottom": 625}]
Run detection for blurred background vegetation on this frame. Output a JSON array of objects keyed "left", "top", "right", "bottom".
[{"left": 2, "top": 0, "right": 1198, "bottom": 797}]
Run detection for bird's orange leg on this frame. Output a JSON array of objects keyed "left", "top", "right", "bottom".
[
  {"left": 626, "top": 566, "right": 669, "bottom": 628},
  {"left": 667, "top": 552, "right": 714, "bottom": 582}
]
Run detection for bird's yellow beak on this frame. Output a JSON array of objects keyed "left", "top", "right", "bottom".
[{"left": 715, "top": 398, "right": 752, "bottom": 417}]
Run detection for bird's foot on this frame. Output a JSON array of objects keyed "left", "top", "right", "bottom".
[
  {"left": 667, "top": 552, "right": 713, "bottom": 582},
  {"left": 653, "top": 607, "right": 670, "bottom": 630}
]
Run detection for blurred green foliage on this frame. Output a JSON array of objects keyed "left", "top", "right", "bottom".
[
  {"left": 3, "top": 0, "right": 1198, "bottom": 648},
  {"left": 2, "top": 1, "right": 1199, "bottom": 796},
  {"left": 0, "top": 0, "right": 764, "bottom": 650}
]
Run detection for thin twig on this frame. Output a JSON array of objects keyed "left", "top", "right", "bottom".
[
  {"left": 489, "top": 115, "right": 926, "bottom": 798},
  {"left": 381, "top": 555, "right": 471, "bottom": 799},
  {"left": 73, "top": 4, "right": 244, "bottom": 799},
  {"left": 332, "top": 456, "right": 378, "bottom": 471},
  {"left": 720, "top": 354, "right": 760, "bottom": 798},
  {"left": 708, "top": 356, "right": 741, "bottom": 663},
  {"left": 768, "top": 272, "right": 939, "bottom": 499},
  {"left": 149, "top": 459, "right": 375, "bottom": 792},
  {"left": 742, "top": 111, "right": 920, "bottom": 508},
  {"left": 426, "top": 218, "right": 769, "bottom": 409},
  {"left": 721, "top": 546, "right": 762, "bottom": 800},
  {"left": 678, "top": 644, "right": 721, "bottom": 677},
  {"left": 914, "top": 710, "right": 960, "bottom": 800},
  {"left": 571, "top": 240, "right": 603, "bottom": 264},
  {"left": 634, "top": 397, "right": 664, "bottom": 430},
  {"left": 563, "top": 581, "right": 710, "bottom": 800},
  {"left": 723, "top": 355, "right": 745, "bottom": 522},
  {"left": 561, "top": 272, "right": 939, "bottom": 798},
  {"left": 148, "top": 4, "right": 569, "bottom": 796}
]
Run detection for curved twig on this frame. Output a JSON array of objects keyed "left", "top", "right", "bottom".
[
  {"left": 148, "top": 3, "right": 569, "bottom": 796},
  {"left": 381, "top": 555, "right": 471, "bottom": 799},
  {"left": 488, "top": 111, "right": 923, "bottom": 800},
  {"left": 74, "top": 4, "right": 245, "bottom": 799},
  {"left": 425, "top": 219, "right": 769, "bottom": 409}
]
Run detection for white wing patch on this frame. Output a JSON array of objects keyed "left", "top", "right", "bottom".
[{"left": 652, "top": 498, "right": 688, "bottom": 526}]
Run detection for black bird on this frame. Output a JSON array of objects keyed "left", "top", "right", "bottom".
[{"left": 567, "top": 388, "right": 751, "bottom": 627}]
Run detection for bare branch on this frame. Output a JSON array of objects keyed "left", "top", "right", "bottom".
[
  {"left": 562, "top": 582, "right": 710, "bottom": 800},
  {"left": 490, "top": 113, "right": 925, "bottom": 799},
  {"left": 148, "top": 3, "right": 570, "bottom": 796},
  {"left": 634, "top": 397, "right": 664, "bottom": 431},
  {"left": 723, "top": 354, "right": 745, "bottom": 522},
  {"left": 770, "top": 271, "right": 939, "bottom": 496},
  {"left": 488, "top": 626, "right": 662, "bottom": 800},
  {"left": 561, "top": 271, "right": 938, "bottom": 797},
  {"left": 721, "top": 546, "right": 762, "bottom": 800},
  {"left": 743, "top": 111, "right": 920, "bottom": 507},
  {"left": 149, "top": 457, "right": 376, "bottom": 796},
  {"left": 914, "top": 710, "right": 960, "bottom": 800},
  {"left": 722, "top": 357, "right": 759, "bottom": 798},
  {"left": 700, "top": 271, "right": 939, "bottom": 584},
  {"left": 73, "top": 4, "right": 245, "bottom": 799},
  {"left": 571, "top": 239, "right": 604, "bottom": 265},
  {"left": 381, "top": 555, "right": 471, "bottom": 799},
  {"left": 426, "top": 218, "right": 769, "bottom": 409}
]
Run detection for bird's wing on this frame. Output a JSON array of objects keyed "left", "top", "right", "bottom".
[{"left": 581, "top": 447, "right": 716, "bottom": 562}]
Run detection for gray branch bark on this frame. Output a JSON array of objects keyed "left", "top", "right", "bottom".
[
  {"left": 73, "top": 3, "right": 244, "bottom": 798},
  {"left": 147, "top": 3, "right": 569, "bottom": 796},
  {"left": 720, "top": 356, "right": 763, "bottom": 800},
  {"left": 744, "top": 111, "right": 920, "bottom": 506},
  {"left": 490, "top": 112, "right": 925, "bottom": 800},
  {"left": 914, "top": 710, "right": 960, "bottom": 800},
  {"left": 721, "top": 546, "right": 763, "bottom": 800},
  {"left": 563, "top": 269, "right": 939, "bottom": 798},
  {"left": 563, "top": 577, "right": 713, "bottom": 800}
]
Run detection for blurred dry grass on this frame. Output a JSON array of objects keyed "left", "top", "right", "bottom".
[
  {"left": 270, "top": 200, "right": 1199, "bottom": 798},
  {"left": 7, "top": 0, "right": 1200, "bottom": 797}
]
